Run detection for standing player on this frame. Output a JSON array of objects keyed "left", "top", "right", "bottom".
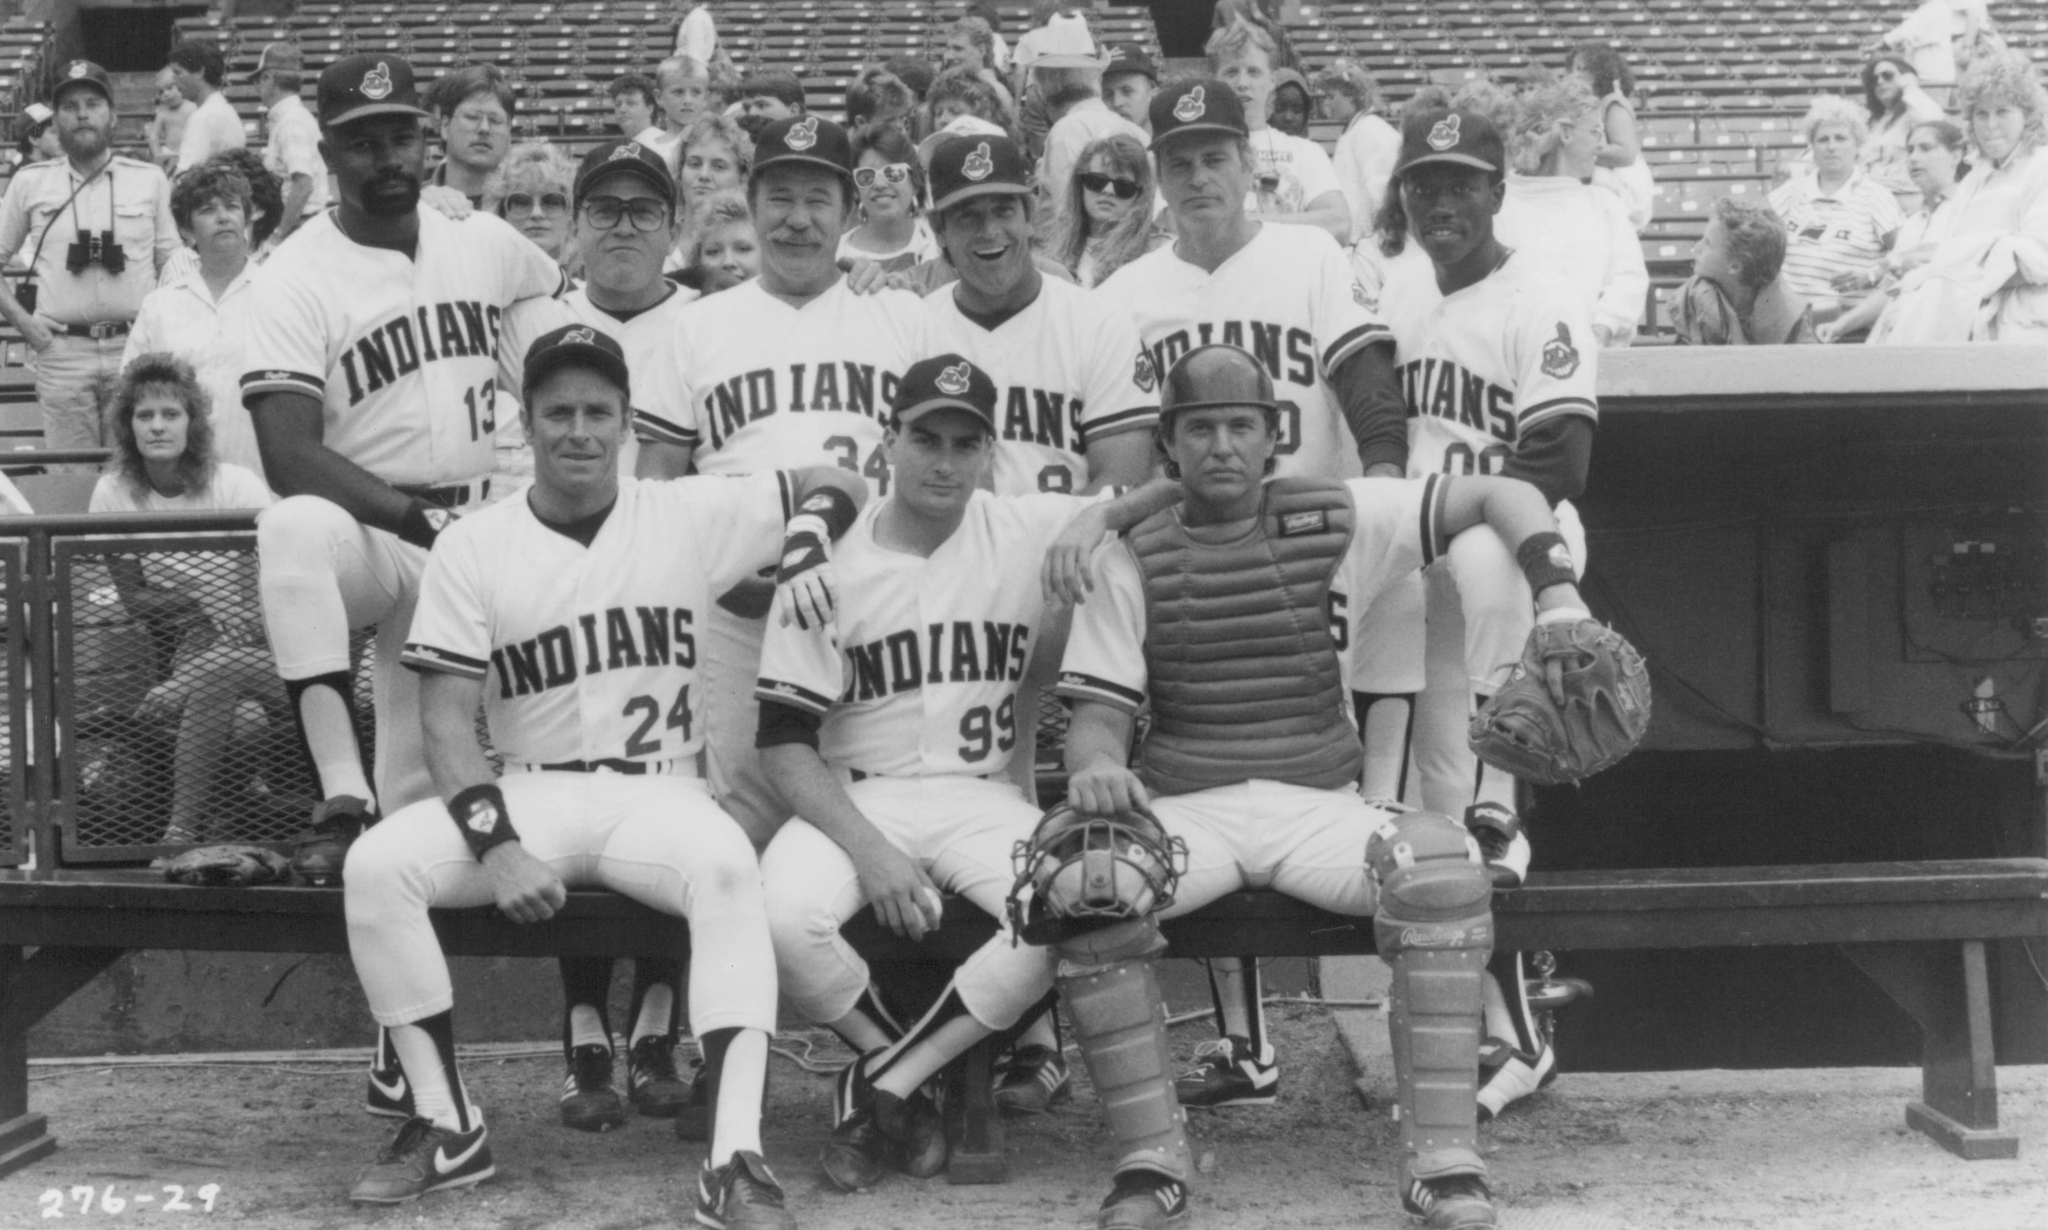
[
  {"left": 1351, "top": 106, "right": 1600, "bottom": 1118},
  {"left": 754, "top": 355, "right": 1180, "bottom": 1194},
  {"left": 240, "top": 52, "right": 564, "bottom": 1113},
  {"left": 1044, "top": 342, "right": 1593, "bottom": 1230},
  {"left": 1094, "top": 76, "right": 1408, "bottom": 1108},
  {"left": 646, "top": 115, "right": 930, "bottom": 844},
  {"left": 346, "top": 322, "right": 862, "bottom": 1223}
]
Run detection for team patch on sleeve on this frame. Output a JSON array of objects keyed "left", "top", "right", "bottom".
[
  {"left": 400, "top": 642, "right": 490, "bottom": 679},
  {"left": 240, "top": 368, "right": 324, "bottom": 403},
  {"left": 755, "top": 676, "right": 834, "bottom": 717},
  {"left": 1055, "top": 671, "right": 1145, "bottom": 713},
  {"left": 1540, "top": 323, "right": 1580, "bottom": 379}
]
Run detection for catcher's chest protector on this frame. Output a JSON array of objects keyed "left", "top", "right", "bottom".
[{"left": 1130, "top": 477, "right": 1362, "bottom": 796}]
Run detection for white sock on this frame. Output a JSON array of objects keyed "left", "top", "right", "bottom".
[
  {"left": 389, "top": 1024, "right": 462, "bottom": 1131},
  {"left": 1017, "top": 1011, "right": 1057, "bottom": 1052},
  {"left": 631, "top": 983, "right": 675, "bottom": 1046},
  {"left": 296, "top": 684, "right": 373, "bottom": 803},
  {"left": 709, "top": 1030, "right": 768, "bottom": 1166},
  {"left": 568, "top": 1004, "right": 609, "bottom": 1051},
  {"left": 1481, "top": 971, "right": 1515, "bottom": 1044}
]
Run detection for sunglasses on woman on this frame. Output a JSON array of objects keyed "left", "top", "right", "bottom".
[
  {"left": 1078, "top": 171, "right": 1142, "bottom": 200},
  {"left": 854, "top": 162, "right": 912, "bottom": 189}
]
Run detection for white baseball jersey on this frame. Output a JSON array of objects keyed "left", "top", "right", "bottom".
[
  {"left": 657, "top": 277, "right": 928, "bottom": 496},
  {"left": 401, "top": 472, "right": 796, "bottom": 767},
  {"left": 755, "top": 490, "right": 1094, "bottom": 777},
  {"left": 1094, "top": 222, "right": 1389, "bottom": 480},
  {"left": 1376, "top": 250, "right": 1599, "bottom": 480},
  {"left": 924, "top": 277, "right": 1158, "bottom": 496},
  {"left": 241, "top": 208, "right": 566, "bottom": 485},
  {"left": 1058, "top": 476, "right": 1449, "bottom": 714},
  {"left": 499, "top": 283, "right": 700, "bottom": 460}
]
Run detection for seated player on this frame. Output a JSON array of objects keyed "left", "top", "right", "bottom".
[
  {"left": 754, "top": 355, "right": 1179, "bottom": 1195},
  {"left": 342, "top": 323, "right": 864, "bottom": 1228},
  {"left": 1037, "top": 343, "right": 1597, "bottom": 1230}
]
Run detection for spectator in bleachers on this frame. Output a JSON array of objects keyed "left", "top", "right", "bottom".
[
  {"left": 1671, "top": 196, "right": 1818, "bottom": 344},
  {"left": 1037, "top": 22, "right": 1146, "bottom": 222},
  {"left": 968, "top": 2, "right": 1011, "bottom": 74},
  {"left": 942, "top": 15, "right": 1018, "bottom": 121},
  {"left": 671, "top": 0, "right": 732, "bottom": 78},
  {"left": 91, "top": 352, "right": 279, "bottom": 846},
  {"left": 251, "top": 43, "right": 327, "bottom": 253},
  {"left": 1565, "top": 44, "right": 1654, "bottom": 233},
  {"left": 425, "top": 64, "right": 515, "bottom": 211},
  {"left": 1878, "top": 49, "right": 2048, "bottom": 343},
  {"left": 167, "top": 41, "right": 246, "bottom": 177},
  {"left": 736, "top": 69, "right": 806, "bottom": 141},
  {"left": 1768, "top": 97, "right": 1904, "bottom": 323},
  {"left": 19, "top": 102, "right": 59, "bottom": 165},
  {"left": 1314, "top": 61, "right": 1400, "bottom": 239},
  {"left": 1879, "top": 0, "right": 1993, "bottom": 105},
  {"left": 837, "top": 124, "right": 937, "bottom": 273},
  {"left": 845, "top": 69, "right": 918, "bottom": 134},
  {"left": 1503, "top": 77, "right": 1648, "bottom": 346},
  {"left": 688, "top": 189, "right": 759, "bottom": 293},
  {"left": 1210, "top": 16, "right": 1351, "bottom": 243},
  {"left": 678, "top": 112, "right": 752, "bottom": 228},
  {"left": 491, "top": 142, "right": 578, "bottom": 273},
  {"left": 646, "top": 57, "right": 715, "bottom": 176},
  {"left": 1862, "top": 54, "right": 1948, "bottom": 211},
  {"left": 125, "top": 157, "right": 273, "bottom": 484},
  {"left": 1823, "top": 119, "right": 1969, "bottom": 341},
  {"left": 608, "top": 74, "right": 662, "bottom": 142},
  {"left": 1050, "top": 131, "right": 1160, "bottom": 287},
  {"left": 145, "top": 71, "right": 195, "bottom": 176},
  {"left": 1011, "top": 3, "right": 1093, "bottom": 158},
  {"left": 1211, "top": 0, "right": 1299, "bottom": 70},
  {"left": 1101, "top": 43, "right": 1158, "bottom": 137},
  {"left": 927, "top": 70, "right": 1014, "bottom": 142},
  {"left": 884, "top": 56, "right": 939, "bottom": 118},
  {"left": 1270, "top": 69, "right": 1312, "bottom": 140}
]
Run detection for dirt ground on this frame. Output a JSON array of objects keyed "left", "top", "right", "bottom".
[{"left": 0, "top": 1003, "right": 2040, "bottom": 1230}]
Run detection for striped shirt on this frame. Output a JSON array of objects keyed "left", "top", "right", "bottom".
[{"left": 1769, "top": 171, "right": 1905, "bottom": 304}]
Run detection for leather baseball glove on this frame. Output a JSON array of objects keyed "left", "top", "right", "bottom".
[
  {"left": 1469, "top": 612, "right": 1651, "bottom": 786},
  {"left": 161, "top": 844, "right": 294, "bottom": 887}
]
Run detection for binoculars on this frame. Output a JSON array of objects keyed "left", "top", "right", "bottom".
[{"left": 64, "top": 230, "right": 125, "bottom": 276}]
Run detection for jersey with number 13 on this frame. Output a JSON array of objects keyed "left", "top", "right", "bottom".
[{"left": 240, "top": 208, "right": 566, "bottom": 486}]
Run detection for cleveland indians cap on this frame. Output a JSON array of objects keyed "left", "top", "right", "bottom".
[
  {"left": 574, "top": 138, "right": 676, "bottom": 208},
  {"left": 926, "top": 133, "right": 1032, "bottom": 214},
  {"left": 892, "top": 354, "right": 997, "bottom": 432},
  {"left": 50, "top": 61, "right": 114, "bottom": 107},
  {"left": 523, "top": 323, "right": 632, "bottom": 404},
  {"left": 750, "top": 115, "right": 855, "bottom": 184},
  {"left": 1394, "top": 106, "right": 1504, "bottom": 177},
  {"left": 1148, "top": 78, "right": 1248, "bottom": 151},
  {"left": 318, "top": 53, "right": 430, "bottom": 130},
  {"left": 1103, "top": 44, "right": 1159, "bottom": 84}
]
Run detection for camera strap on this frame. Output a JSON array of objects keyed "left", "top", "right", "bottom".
[{"left": 21, "top": 157, "right": 112, "bottom": 298}]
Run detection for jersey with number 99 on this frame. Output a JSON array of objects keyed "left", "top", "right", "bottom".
[
  {"left": 401, "top": 472, "right": 797, "bottom": 768},
  {"left": 240, "top": 209, "right": 566, "bottom": 486}
]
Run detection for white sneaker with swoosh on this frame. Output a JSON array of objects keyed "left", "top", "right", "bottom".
[{"left": 349, "top": 1116, "right": 495, "bottom": 1205}]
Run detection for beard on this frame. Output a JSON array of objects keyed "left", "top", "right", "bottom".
[
  {"left": 360, "top": 168, "right": 423, "bottom": 217},
  {"left": 57, "top": 124, "right": 106, "bottom": 161}
]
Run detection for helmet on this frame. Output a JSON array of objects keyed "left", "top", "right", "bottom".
[
  {"left": 1008, "top": 801, "right": 1187, "bottom": 937},
  {"left": 1159, "top": 343, "right": 1277, "bottom": 427}
]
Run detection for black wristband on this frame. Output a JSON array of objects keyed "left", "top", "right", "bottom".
[
  {"left": 449, "top": 783, "right": 519, "bottom": 861},
  {"left": 794, "top": 485, "right": 857, "bottom": 540},
  {"left": 398, "top": 499, "right": 453, "bottom": 551},
  {"left": 1517, "top": 531, "right": 1577, "bottom": 595}
]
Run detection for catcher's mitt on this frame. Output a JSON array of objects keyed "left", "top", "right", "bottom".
[
  {"left": 1469, "top": 613, "right": 1651, "bottom": 786},
  {"left": 161, "top": 844, "right": 293, "bottom": 887}
]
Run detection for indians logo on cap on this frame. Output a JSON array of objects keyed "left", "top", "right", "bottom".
[
  {"left": 935, "top": 362, "right": 972, "bottom": 397},
  {"left": 1540, "top": 322, "right": 1580, "bottom": 379},
  {"left": 784, "top": 116, "right": 819, "bottom": 151},
  {"left": 359, "top": 61, "right": 394, "bottom": 100},
  {"left": 961, "top": 142, "right": 994, "bottom": 181},
  {"left": 1174, "top": 86, "right": 1206, "bottom": 123},
  {"left": 1427, "top": 112, "right": 1462, "bottom": 152},
  {"left": 1109, "top": 45, "right": 1127, "bottom": 61},
  {"left": 66, "top": 62, "right": 89, "bottom": 80},
  {"left": 562, "top": 327, "right": 597, "bottom": 347},
  {"left": 610, "top": 142, "right": 642, "bottom": 160}
]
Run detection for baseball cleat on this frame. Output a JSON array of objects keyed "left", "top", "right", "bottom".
[
  {"left": 1402, "top": 1174, "right": 1497, "bottom": 1229},
  {"left": 1097, "top": 1170, "right": 1189, "bottom": 1229},
  {"left": 292, "top": 795, "right": 373, "bottom": 886},
  {"left": 820, "top": 1105, "right": 891, "bottom": 1192},
  {"left": 348, "top": 1116, "right": 494, "bottom": 1205},
  {"left": 628, "top": 1035, "right": 689, "bottom": 1118},
  {"left": 877, "top": 1088, "right": 947, "bottom": 1179},
  {"left": 364, "top": 1053, "right": 413, "bottom": 1119},
  {"left": 829, "top": 1051, "right": 874, "bottom": 1129},
  {"left": 694, "top": 1150, "right": 797, "bottom": 1230},
  {"left": 560, "top": 1044, "right": 628, "bottom": 1132},
  {"left": 991, "top": 1043, "right": 1072, "bottom": 1115},
  {"left": 1476, "top": 1037, "right": 1555, "bottom": 1120},
  {"left": 1463, "top": 803, "right": 1529, "bottom": 889},
  {"left": 1174, "top": 1035, "right": 1278, "bottom": 1108}
]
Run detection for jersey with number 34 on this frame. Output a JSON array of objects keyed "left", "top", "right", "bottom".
[{"left": 401, "top": 473, "right": 797, "bottom": 767}]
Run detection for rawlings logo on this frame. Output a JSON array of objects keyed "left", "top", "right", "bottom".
[
  {"left": 1399, "top": 923, "right": 1492, "bottom": 947},
  {"left": 1540, "top": 321, "right": 1580, "bottom": 379},
  {"left": 784, "top": 116, "right": 819, "bottom": 150},
  {"left": 962, "top": 142, "right": 994, "bottom": 181},
  {"left": 562, "top": 326, "right": 596, "bottom": 346},
  {"left": 1133, "top": 349, "right": 1158, "bottom": 393},
  {"left": 359, "top": 61, "right": 394, "bottom": 100},
  {"left": 1427, "top": 113, "right": 1462, "bottom": 151},
  {"left": 935, "top": 362, "right": 972, "bottom": 396},
  {"left": 610, "top": 142, "right": 642, "bottom": 160},
  {"left": 1278, "top": 510, "right": 1328, "bottom": 538},
  {"left": 1173, "top": 86, "right": 1206, "bottom": 123}
]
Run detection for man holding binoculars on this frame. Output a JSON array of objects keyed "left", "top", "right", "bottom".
[{"left": 0, "top": 60, "right": 179, "bottom": 458}]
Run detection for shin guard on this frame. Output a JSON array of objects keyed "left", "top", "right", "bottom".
[
  {"left": 1054, "top": 919, "right": 1189, "bottom": 1183},
  {"left": 1369, "top": 810, "right": 1493, "bottom": 1183}
]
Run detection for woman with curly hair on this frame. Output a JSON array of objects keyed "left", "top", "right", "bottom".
[
  {"left": 1051, "top": 132, "right": 1161, "bottom": 287},
  {"left": 686, "top": 189, "right": 760, "bottom": 293},
  {"left": 1881, "top": 50, "right": 2048, "bottom": 341},
  {"left": 1565, "top": 43, "right": 1654, "bottom": 231},
  {"left": 91, "top": 352, "right": 282, "bottom": 846},
  {"left": 1768, "top": 95, "right": 1904, "bottom": 320},
  {"left": 490, "top": 141, "right": 578, "bottom": 269},
  {"left": 1860, "top": 54, "right": 1947, "bottom": 209},
  {"left": 836, "top": 123, "right": 937, "bottom": 272},
  {"left": 678, "top": 111, "right": 752, "bottom": 217}
]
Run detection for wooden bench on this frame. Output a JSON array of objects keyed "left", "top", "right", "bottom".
[{"left": 0, "top": 859, "right": 2042, "bottom": 1180}]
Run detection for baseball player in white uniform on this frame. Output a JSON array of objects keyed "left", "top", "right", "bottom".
[
  {"left": 1093, "top": 76, "right": 1411, "bottom": 1108},
  {"left": 753, "top": 354, "right": 1179, "bottom": 1195},
  {"left": 1350, "top": 106, "right": 1600, "bottom": 1120},
  {"left": 345, "top": 322, "right": 863, "bottom": 1225},
  {"left": 648, "top": 115, "right": 930, "bottom": 844}
]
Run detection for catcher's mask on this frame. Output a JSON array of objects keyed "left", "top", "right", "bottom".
[{"left": 1008, "top": 801, "right": 1188, "bottom": 944}]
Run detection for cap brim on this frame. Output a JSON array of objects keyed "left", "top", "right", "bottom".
[
  {"left": 930, "top": 180, "right": 1031, "bottom": 213},
  {"left": 896, "top": 398, "right": 993, "bottom": 429},
  {"left": 1150, "top": 121, "right": 1246, "bottom": 152},
  {"left": 576, "top": 159, "right": 675, "bottom": 205},
  {"left": 1104, "top": 64, "right": 1158, "bottom": 82},
  {"left": 524, "top": 348, "right": 632, "bottom": 400},
  {"left": 322, "top": 101, "right": 431, "bottom": 130},
  {"left": 50, "top": 80, "right": 112, "bottom": 102},
  {"left": 750, "top": 152, "right": 854, "bottom": 183},
  {"left": 1394, "top": 151, "right": 1499, "bottom": 175}
]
